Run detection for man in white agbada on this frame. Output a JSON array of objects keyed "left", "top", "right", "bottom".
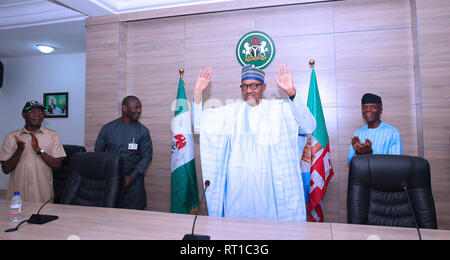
[{"left": 192, "top": 64, "right": 316, "bottom": 222}]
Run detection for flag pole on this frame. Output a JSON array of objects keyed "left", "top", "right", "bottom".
[{"left": 306, "top": 59, "right": 315, "bottom": 222}]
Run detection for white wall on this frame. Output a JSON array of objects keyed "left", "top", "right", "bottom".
[{"left": 0, "top": 53, "right": 86, "bottom": 190}]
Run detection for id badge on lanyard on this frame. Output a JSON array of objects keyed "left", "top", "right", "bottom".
[{"left": 128, "top": 138, "right": 138, "bottom": 150}]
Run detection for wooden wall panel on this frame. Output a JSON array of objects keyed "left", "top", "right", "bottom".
[
  {"left": 416, "top": 0, "right": 450, "bottom": 22},
  {"left": 333, "top": 0, "right": 412, "bottom": 32},
  {"left": 336, "top": 68, "right": 415, "bottom": 107},
  {"left": 418, "top": 20, "right": 450, "bottom": 63},
  {"left": 184, "top": 41, "right": 242, "bottom": 80},
  {"left": 85, "top": 79, "right": 118, "bottom": 111},
  {"left": 270, "top": 34, "right": 336, "bottom": 73},
  {"left": 335, "top": 29, "right": 414, "bottom": 69},
  {"left": 422, "top": 104, "right": 450, "bottom": 145},
  {"left": 185, "top": 9, "right": 254, "bottom": 44},
  {"left": 127, "top": 47, "right": 184, "bottom": 80},
  {"left": 420, "top": 63, "right": 450, "bottom": 104},
  {"left": 416, "top": 0, "right": 450, "bottom": 229},
  {"left": 425, "top": 145, "right": 450, "bottom": 187},
  {"left": 434, "top": 187, "right": 450, "bottom": 230},
  {"left": 127, "top": 17, "right": 184, "bottom": 49},
  {"left": 118, "top": 23, "right": 128, "bottom": 103},
  {"left": 254, "top": 2, "right": 334, "bottom": 36},
  {"left": 321, "top": 181, "right": 340, "bottom": 223},
  {"left": 84, "top": 0, "right": 450, "bottom": 229},
  {"left": 85, "top": 22, "right": 122, "bottom": 152},
  {"left": 84, "top": 110, "right": 118, "bottom": 151},
  {"left": 85, "top": 48, "right": 119, "bottom": 80},
  {"left": 86, "top": 23, "right": 119, "bottom": 49}
]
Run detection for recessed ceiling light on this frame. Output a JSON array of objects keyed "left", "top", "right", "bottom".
[{"left": 37, "top": 45, "right": 55, "bottom": 54}]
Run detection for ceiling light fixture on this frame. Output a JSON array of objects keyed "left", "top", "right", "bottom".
[{"left": 37, "top": 45, "right": 55, "bottom": 54}]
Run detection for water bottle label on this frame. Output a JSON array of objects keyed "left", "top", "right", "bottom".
[{"left": 10, "top": 208, "right": 22, "bottom": 216}]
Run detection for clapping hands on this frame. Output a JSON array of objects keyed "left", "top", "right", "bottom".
[
  {"left": 351, "top": 136, "right": 373, "bottom": 155},
  {"left": 13, "top": 135, "right": 25, "bottom": 152}
]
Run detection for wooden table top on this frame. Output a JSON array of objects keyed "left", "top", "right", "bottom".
[{"left": 1, "top": 200, "right": 449, "bottom": 240}]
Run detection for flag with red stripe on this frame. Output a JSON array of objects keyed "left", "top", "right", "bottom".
[{"left": 302, "top": 68, "right": 334, "bottom": 222}]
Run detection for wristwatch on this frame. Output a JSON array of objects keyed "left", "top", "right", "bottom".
[{"left": 37, "top": 149, "right": 44, "bottom": 155}]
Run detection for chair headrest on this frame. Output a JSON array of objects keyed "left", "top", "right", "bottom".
[
  {"left": 349, "top": 155, "right": 431, "bottom": 192},
  {"left": 62, "top": 145, "right": 86, "bottom": 165},
  {"left": 70, "top": 152, "right": 124, "bottom": 180}
]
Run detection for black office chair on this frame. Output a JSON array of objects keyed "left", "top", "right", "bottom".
[
  {"left": 52, "top": 145, "right": 86, "bottom": 204},
  {"left": 347, "top": 155, "right": 437, "bottom": 229},
  {"left": 61, "top": 152, "right": 124, "bottom": 208}
]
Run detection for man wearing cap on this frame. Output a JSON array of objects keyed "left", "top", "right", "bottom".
[
  {"left": 347, "top": 93, "right": 403, "bottom": 165},
  {"left": 192, "top": 64, "right": 316, "bottom": 222},
  {"left": 0, "top": 101, "right": 66, "bottom": 203}
]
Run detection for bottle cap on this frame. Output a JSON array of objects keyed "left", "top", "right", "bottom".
[{"left": 14, "top": 191, "right": 19, "bottom": 196}]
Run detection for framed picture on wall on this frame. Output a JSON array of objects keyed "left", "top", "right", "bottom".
[{"left": 43, "top": 92, "right": 68, "bottom": 118}]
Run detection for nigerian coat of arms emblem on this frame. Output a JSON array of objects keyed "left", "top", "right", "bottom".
[{"left": 236, "top": 31, "right": 276, "bottom": 69}]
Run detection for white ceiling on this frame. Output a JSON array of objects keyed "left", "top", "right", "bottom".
[{"left": 0, "top": 0, "right": 230, "bottom": 58}]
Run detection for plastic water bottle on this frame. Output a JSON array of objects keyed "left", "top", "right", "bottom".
[{"left": 10, "top": 191, "right": 22, "bottom": 223}]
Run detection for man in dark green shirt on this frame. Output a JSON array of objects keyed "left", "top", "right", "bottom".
[{"left": 95, "top": 96, "right": 153, "bottom": 210}]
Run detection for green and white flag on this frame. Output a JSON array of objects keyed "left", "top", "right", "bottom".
[{"left": 170, "top": 75, "right": 199, "bottom": 214}]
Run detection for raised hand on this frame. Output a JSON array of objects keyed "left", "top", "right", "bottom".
[
  {"left": 193, "top": 67, "right": 212, "bottom": 104},
  {"left": 2, "top": 136, "right": 26, "bottom": 174},
  {"left": 275, "top": 64, "right": 296, "bottom": 97},
  {"left": 13, "top": 135, "right": 25, "bottom": 152},
  {"left": 29, "top": 132, "right": 40, "bottom": 153},
  {"left": 28, "top": 132, "right": 61, "bottom": 169},
  {"left": 194, "top": 67, "right": 212, "bottom": 93}
]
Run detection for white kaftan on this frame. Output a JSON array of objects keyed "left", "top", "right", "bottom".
[{"left": 193, "top": 97, "right": 316, "bottom": 221}]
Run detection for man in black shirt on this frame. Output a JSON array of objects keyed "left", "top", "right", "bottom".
[{"left": 95, "top": 96, "right": 153, "bottom": 210}]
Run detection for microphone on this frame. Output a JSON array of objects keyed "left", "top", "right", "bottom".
[
  {"left": 402, "top": 183, "right": 422, "bottom": 240},
  {"left": 4, "top": 196, "right": 58, "bottom": 233},
  {"left": 183, "top": 180, "right": 210, "bottom": 240},
  {"left": 27, "top": 196, "right": 59, "bottom": 225},
  {"left": 4, "top": 219, "right": 28, "bottom": 233}
]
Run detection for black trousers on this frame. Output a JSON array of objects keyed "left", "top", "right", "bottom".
[{"left": 121, "top": 175, "right": 147, "bottom": 210}]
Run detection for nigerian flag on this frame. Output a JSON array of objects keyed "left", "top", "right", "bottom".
[{"left": 170, "top": 75, "right": 199, "bottom": 214}]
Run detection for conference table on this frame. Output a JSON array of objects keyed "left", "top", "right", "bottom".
[{"left": 1, "top": 200, "right": 450, "bottom": 240}]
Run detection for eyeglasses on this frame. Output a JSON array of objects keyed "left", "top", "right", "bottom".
[
  {"left": 240, "top": 83, "right": 263, "bottom": 90},
  {"left": 26, "top": 109, "right": 45, "bottom": 115}
]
